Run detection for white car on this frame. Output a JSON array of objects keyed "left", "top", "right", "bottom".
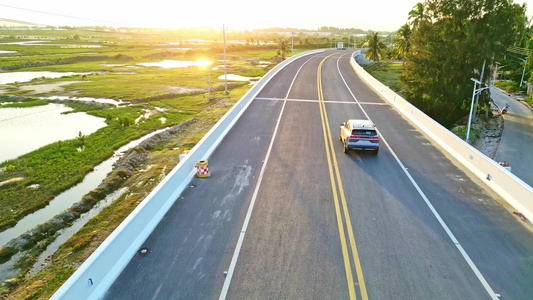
[{"left": 340, "top": 119, "right": 379, "bottom": 154}]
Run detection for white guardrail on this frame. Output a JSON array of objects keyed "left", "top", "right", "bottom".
[
  {"left": 51, "top": 49, "right": 326, "bottom": 300},
  {"left": 350, "top": 51, "right": 533, "bottom": 222}
]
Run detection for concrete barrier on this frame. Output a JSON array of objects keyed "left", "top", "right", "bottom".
[
  {"left": 350, "top": 51, "right": 533, "bottom": 222},
  {"left": 51, "top": 49, "right": 326, "bottom": 300}
]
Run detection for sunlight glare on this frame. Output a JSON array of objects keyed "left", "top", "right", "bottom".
[{"left": 197, "top": 59, "right": 213, "bottom": 67}]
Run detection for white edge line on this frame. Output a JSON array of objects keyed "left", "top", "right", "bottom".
[
  {"left": 335, "top": 54, "right": 498, "bottom": 300},
  {"left": 218, "top": 54, "right": 320, "bottom": 300}
]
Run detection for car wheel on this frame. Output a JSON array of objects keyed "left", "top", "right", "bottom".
[{"left": 373, "top": 148, "right": 379, "bottom": 155}]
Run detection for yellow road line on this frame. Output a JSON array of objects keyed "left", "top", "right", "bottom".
[
  {"left": 318, "top": 53, "right": 368, "bottom": 300},
  {"left": 317, "top": 54, "right": 356, "bottom": 300}
]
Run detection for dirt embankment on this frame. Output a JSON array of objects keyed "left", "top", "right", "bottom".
[{"left": 471, "top": 110, "right": 504, "bottom": 159}]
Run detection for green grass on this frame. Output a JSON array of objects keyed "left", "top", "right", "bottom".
[
  {"left": 0, "top": 37, "right": 279, "bottom": 232},
  {"left": 494, "top": 80, "right": 519, "bottom": 93},
  {"left": 0, "top": 28, "right": 315, "bottom": 297},
  {"left": 2, "top": 87, "right": 246, "bottom": 299},
  {"left": 363, "top": 59, "right": 404, "bottom": 94},
  {"left": 451, "top": 125, "right": 480, "bottom": 142},
  {"left": 235, "top": 49, "right": 279, "bottom": 60},
  {"left": 0, "top": 101, "right": 193, "bottom": 230},
  {"left": 526, "top": 94, "right": 533, "bottom": 106},
  {"left": 3, "top": 50, "right": 272, "bottom": 100},
  {"left": 0, "top": 96, "right": 49, "bottom": 107}
]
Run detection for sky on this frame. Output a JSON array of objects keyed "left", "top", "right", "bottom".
[{"left": 1, "top": 0, "right": 532, "bottom": 32}]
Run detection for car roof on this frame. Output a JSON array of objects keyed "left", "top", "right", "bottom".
[{"left": 348, "top": 119, "right": 375, "bottom": 129}]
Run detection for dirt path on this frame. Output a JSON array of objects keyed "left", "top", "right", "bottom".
[{"left": 18, "top": 81, "right": 82, "bottom": 95}]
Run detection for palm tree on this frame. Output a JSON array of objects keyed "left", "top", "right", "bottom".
[
  {"left": 394, "top": 23, "right": 411, "bottom": 62},
  {"left": 364, "top": 32, "right": 386, "bottom": 68},
  {"left": 408, "top": 2, "right": 427, "bottom": 28},
  {"left": 277, "top": 39, "right": 290, "bottom": 60}
]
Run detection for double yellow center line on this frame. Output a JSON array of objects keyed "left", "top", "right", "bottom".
[{"left": 317, "top": 54, "right": 368, "bottom": 300}]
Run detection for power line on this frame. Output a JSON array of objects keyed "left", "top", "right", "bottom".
[
  {"left": 0, "top": 3, "right": 132, "bottom": 27},
  {"left": 0, "top": 17, "right": 182, "bottom": 38},
  {"left": 0, "top": 18, "right": 40, "bottom": 26},
  {"left": 508, "top": 46, "right": 533, "bottom": 57}
]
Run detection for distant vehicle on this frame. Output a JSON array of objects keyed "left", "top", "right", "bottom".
[
  {"left": 337, "top": 42, "right": 344, "bottom": 50},
  {"left": 502, "top": 103, "right": 509, "bottom": 114},
  {"left": 340, "top": 119, "right": 379, "bottom": 154}
]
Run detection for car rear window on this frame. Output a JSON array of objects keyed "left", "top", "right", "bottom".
[{"left": 352, "top": 129, "right": 377, "bottom": 136}]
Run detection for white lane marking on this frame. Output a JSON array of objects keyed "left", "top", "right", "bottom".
[
  {"left": 335, "top": 53, "right": 499, "bottom": 300},
  {"left": 218, "top": 53, "right": 321, "bottom": 300},
  {"left": 255, "top": 97, "right": 387, "bottom": 105}
]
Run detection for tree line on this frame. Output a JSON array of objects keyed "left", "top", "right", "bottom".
[{"left": 363, "top": 0, "right": 527, "bottom": 127}]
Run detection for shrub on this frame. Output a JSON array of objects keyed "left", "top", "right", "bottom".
[
  {"left": 0, "top": 246, "right": 16, "bottom": 263},
  {"left": 494, "top": 80, "right": 519, "bottom": 93}
]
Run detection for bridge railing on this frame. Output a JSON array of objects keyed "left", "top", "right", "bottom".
[
  {"left": 51, "top": 49, "right": 326, "bottom": 300},
  {"left": 350, "top": 51, "right": 533, "bottom": 223}
]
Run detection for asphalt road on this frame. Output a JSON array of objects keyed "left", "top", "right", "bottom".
[
  {"left": 104, "top": 51, "right": 533, "bottom": 299},
  {"left": 490, "top": 87, "right": 533, "bottom": 186}
]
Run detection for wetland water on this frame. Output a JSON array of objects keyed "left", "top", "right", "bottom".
[
  {"left": 0, "top": 71, "right": 81, "bottom": 84},
  {"left": 41, "top": 96, "right": 126, "bottom": 106},
  {"left": 220, "top": 74, "right": 261, "bottom": 81},
  {"left": 0, "top": 103, "right": 107, "bottom": 163},
  {"left": 29, "top": 187, "right": 128, "bottom": 275},
  {"left": 0, "top": 126, "right": 169, "bottom": 247}
]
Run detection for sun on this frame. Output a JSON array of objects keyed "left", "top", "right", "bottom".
[{"left": 196, "top": 59, "right": 213, "bottom": 67}]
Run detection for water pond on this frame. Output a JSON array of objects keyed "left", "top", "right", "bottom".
[
  {"left": 0, "top": 127, "right": 169, "bottom": 246},
  {"left": 41, "top": 96, "right": 127, "bottom": 106},
  {"left": 0, "top": 71, "right": 81, "bottom": 85},
  {"left": 0, "top": 41, "right": 101, "bottom": 48},
  {"left": 30, "top": 187, "right": 129, "bottom": 275},
  {"left": 0, "top": 103, "right": 107, "bottom": 163},
  {"left": 0, "top": 41, "right": 44, "bottom": 45},
  {"left": 218, "top": 74, "right": 261, "bottom": 81}
]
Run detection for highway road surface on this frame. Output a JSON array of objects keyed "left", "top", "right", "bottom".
[
  {"left": 490, "top": 87, "right": 533, "bottom": 187},
  {"left": 104, "top": 51, "right": 533, "bottom": 299}
]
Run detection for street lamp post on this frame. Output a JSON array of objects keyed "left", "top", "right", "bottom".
[
  {"left": 466, "top": 78, "right": 490, "bottom": 142},
  {"left": 198, "top": 59, "right": 213, "bottom": 100},
  {"left": 472, "top": 60, "right": 486, "bottom": 123},
  {"left": 223, "top": 24, "right": 227, "bottom": 93}
]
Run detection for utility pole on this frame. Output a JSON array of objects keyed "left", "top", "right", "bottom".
[
  {"left": 291, "top": 32, "right": 294, "bottom": 56},
  {"left": 223, "top": 24, "right": 227, "bottom": 93},
  {"left": 208, "top": 66, "right": 211, "bottom": 100}
]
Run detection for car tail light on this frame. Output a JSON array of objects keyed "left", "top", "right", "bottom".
[{"left": 350, "top": 136, "right": 379, "bottom": 139}]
